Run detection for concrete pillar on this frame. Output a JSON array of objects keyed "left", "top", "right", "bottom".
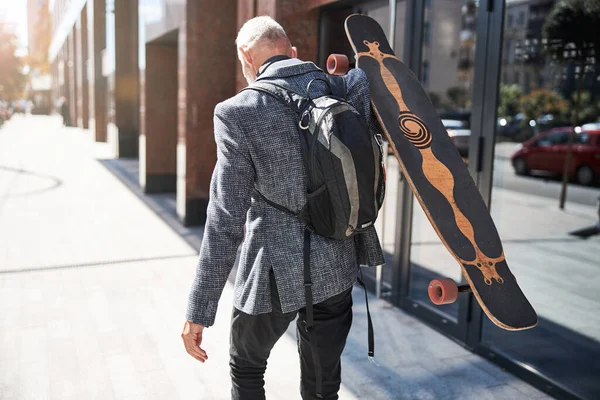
[
  {"left": 236, "top": 0, "right": 257, "bottom": 91},
  {"left": 60, "top": 46, "right": 67, "bottom": 100},
  {"left": 52, "top": 61, "right": 58, "bottom": 110},
  {"left": 69, "top": 30, "right": 79, "bottom": 126},
  {"left": 75, "top": 19, "right": 83, "bottom": 127},
  {"left": 140, "top": 43, "right": 178, "bottom": 193},
  {"left": 276, "top": 1, "right": 320, "bottom": 64},
  {"left": 67, "top": 37, "right": 77, "bottom": 126},
  {"left": 77, "top": 6, "right": 89, "bottom": 129},
  {"left": 113, "top": 0, "right": 139, "bottom": 158},
  {"left": 177, "top": 0, "right": 237, "bottom": 226},
  {"left": 88, "top": 0, "right": 107, "bottom": 142}
]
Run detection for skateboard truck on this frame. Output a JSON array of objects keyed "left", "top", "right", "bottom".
[{"left": 428, "top": 279, "right": 471, "bottom": 305}]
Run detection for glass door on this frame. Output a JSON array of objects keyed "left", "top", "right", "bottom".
[
  {"left": 320, "top": 0, "right": 409, "bottom": 297},
  {"left": 405, "top": 0, "right": 480, "bottom": 339}
]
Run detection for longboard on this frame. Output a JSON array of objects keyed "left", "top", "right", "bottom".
[{"left": 331, "top": 14, "right": 537, "bottom": 330}]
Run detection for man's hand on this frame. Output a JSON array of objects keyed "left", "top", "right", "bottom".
[{"left": 181, "top": 320, "right": 208, "bottom": 363}]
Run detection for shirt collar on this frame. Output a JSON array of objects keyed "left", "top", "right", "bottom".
[{"left": 256, "top": 55, "right": 292, "bottom": 78}]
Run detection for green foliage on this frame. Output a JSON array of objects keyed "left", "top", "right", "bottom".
[
  {"left": 0, "top": 23, "right": 27, "bottom": 101},
  {"left": 498, "top": 84, "right": 522, "bottom": 117},
  {"left": 560, "top": 91, "right": 600, "bottom": 124},
  {"left": 519, "top": 89, "right": 567, "bottom": 121}
]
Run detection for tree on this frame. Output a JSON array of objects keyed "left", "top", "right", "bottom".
[
  {"left": 519, "top": 89, "right": 567, "bottom": 122},
  {"left": 543, "top": 0, "right": 600, "bottom": 208},
  {"left": 561, "top": 91, "right": 600, "bottom": 126},
  {"left": 0, "top": 22, "right": 27, "bottom": 102},
  {"left": 498, "top": 84, "right": 522, "bottom": 117},
  {"left": 27, "top": 0, "right": 52, "bottom": 75}
]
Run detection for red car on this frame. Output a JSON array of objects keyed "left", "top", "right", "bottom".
[{"left": 511, "top": 126, "right": 600, "bottom": 185}]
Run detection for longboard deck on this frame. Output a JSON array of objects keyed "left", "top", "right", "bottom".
[{"left": 345, "top": 14, "right": 537, "bottom": 330}]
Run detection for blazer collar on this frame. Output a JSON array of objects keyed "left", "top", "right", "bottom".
[{"left": 256, "top": 58, "right": 322, "bottom": 81}]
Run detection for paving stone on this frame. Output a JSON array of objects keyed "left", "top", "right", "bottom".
[{"left": 106, "top": 354, "right": 146, "bottom": 398}]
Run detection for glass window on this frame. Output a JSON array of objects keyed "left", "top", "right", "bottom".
[
  {"left": 422, "top": 60, "right": 429, "bottom": 87},
  {"left": 423, "top": 21, "right": 431, "bottom": 46},
  {"left": 326, "top": 0, "right": 409, "bottom": 297},
  {"left": 574, "top": 133, "right": 589, "bottom": 145},
  {"left": 408, "top": 0, "right": 478, "bottom": 322},
  {"left": 506, "top": 39, "right": 514, "bottom": 64},
  {"left": 537, "top": 131, "right": 570, "bottom": 146},
  {"left": 490, "top": 0, "right": 600, "bottom": 397}
]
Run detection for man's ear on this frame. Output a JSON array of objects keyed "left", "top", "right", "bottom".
[
  {"left": 291, "top": 46, "right": 298, "bottom": 58},
  {"left": 239, "top": 47, "right": 253, "bottom": 66}
]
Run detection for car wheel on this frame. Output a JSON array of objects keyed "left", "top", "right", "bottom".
[
  {"left": 513, "top": 157, "right": 529, "bottom": 176},
  {"left": 576, "top": 165, "right": 595, "bottom": 186}
]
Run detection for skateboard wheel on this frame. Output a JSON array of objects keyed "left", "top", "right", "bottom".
[
  {"left": 428, "top": 278, "right": 459, "bottom": 305},
  {"left": 327, "top": 54, "right": 349, "bottom": 75}
]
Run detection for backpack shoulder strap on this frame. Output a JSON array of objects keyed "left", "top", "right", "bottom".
[
  {"left": 241, "top": 82, "right": 309, "bottom": 114},
  {"left": 326, "top": 75, "right": 347, "bottom": 100}
]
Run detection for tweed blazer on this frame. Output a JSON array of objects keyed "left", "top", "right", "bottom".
[{"left": 186, "top": 58, "right": 385, "bottom": 327}]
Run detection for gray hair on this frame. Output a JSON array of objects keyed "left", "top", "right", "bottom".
[{"left": 235, "top": 16, "right": 290, "bottom": 49}]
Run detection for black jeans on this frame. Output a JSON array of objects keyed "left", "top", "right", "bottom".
[{"left": 230, "top": 272, "right": 353, "bottom": 400}]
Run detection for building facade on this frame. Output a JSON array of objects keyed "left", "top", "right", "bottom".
[{"left": 48, "top": 1, "right": 600, "bottom": 399}]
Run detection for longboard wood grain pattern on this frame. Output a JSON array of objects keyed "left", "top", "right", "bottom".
[{"left": 345, "top": 15, "right": 537, "bottom": 330}]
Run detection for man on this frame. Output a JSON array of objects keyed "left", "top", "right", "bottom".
[
  {"left": 59, "top": 97, "right": 71, "bottom": 126},
  {"left": 182, "top": 16, "right": 384, "bottom": 400}
]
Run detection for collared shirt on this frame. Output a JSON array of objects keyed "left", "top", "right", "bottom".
[{"left": 256, "top": 55, "right": 291, "bottom": 78}]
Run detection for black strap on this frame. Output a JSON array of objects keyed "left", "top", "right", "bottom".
[
  {"left": 302, "top": 228, "right": 323, "bottom": 398},
  {"left": 241, "top": 82, "right": 309, "bottom": 114},
  {"left": 357, "top": 270, "right": 375, "bottom": 358},
  {"left": 254, "top": 189, "right": 297, "bottom": 217},
  {"left": 326, "top": 75, "right": 347, "bottom": 100}
]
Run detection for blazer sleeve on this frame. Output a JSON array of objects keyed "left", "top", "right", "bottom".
[{"left": 186, "top": 102, "right": 255, "bottom": 327}]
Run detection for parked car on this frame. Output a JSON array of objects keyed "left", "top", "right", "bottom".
[
  {"left": 497, "top": 113, "right": 525, "bottom": 138},
  {"left": 510, "top": 126, "right": 600, "bottom": 185},
  {"left": 442, "top": 118, "right": 470, "bottom": 157}
]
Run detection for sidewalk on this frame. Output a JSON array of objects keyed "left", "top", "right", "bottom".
[
  {"left": 0, "top": 115, "right": 550, "bottom": 400},
  {"left": 494, "top": 142, "right": 520, "bottom": 160}
]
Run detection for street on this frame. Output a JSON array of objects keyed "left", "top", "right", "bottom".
[{"left": 493, "top": 143, "right": 599, "bottom": 207}]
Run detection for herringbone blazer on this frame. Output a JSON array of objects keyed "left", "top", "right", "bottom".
[{"left": 186, "top": 58, "right": 385, "bottom": 327}]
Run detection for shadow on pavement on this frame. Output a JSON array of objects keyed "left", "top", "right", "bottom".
[
  {"left": 364, "top": 260, "right": 600, "bottom": 400},
  {"left": 0, "top": 165, "right": 63, "bottom": 196}
]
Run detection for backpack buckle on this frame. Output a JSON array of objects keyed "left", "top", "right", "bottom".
[
  {"left": 299, "top": 110, "right": 311, "bottom": 130},
  {"left": 375, "top": 133, "right": 384, "bottom": 150}
]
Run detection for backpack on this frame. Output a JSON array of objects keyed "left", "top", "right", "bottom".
[
  {"left": 244, "top": 76, "right": 385, "bottom": 240},
  {"left": 242, "top": 73, "right": 384, "bottom": 398},
  {"left": 246, "top": 75, "right": 386, "bottom": 240}
]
